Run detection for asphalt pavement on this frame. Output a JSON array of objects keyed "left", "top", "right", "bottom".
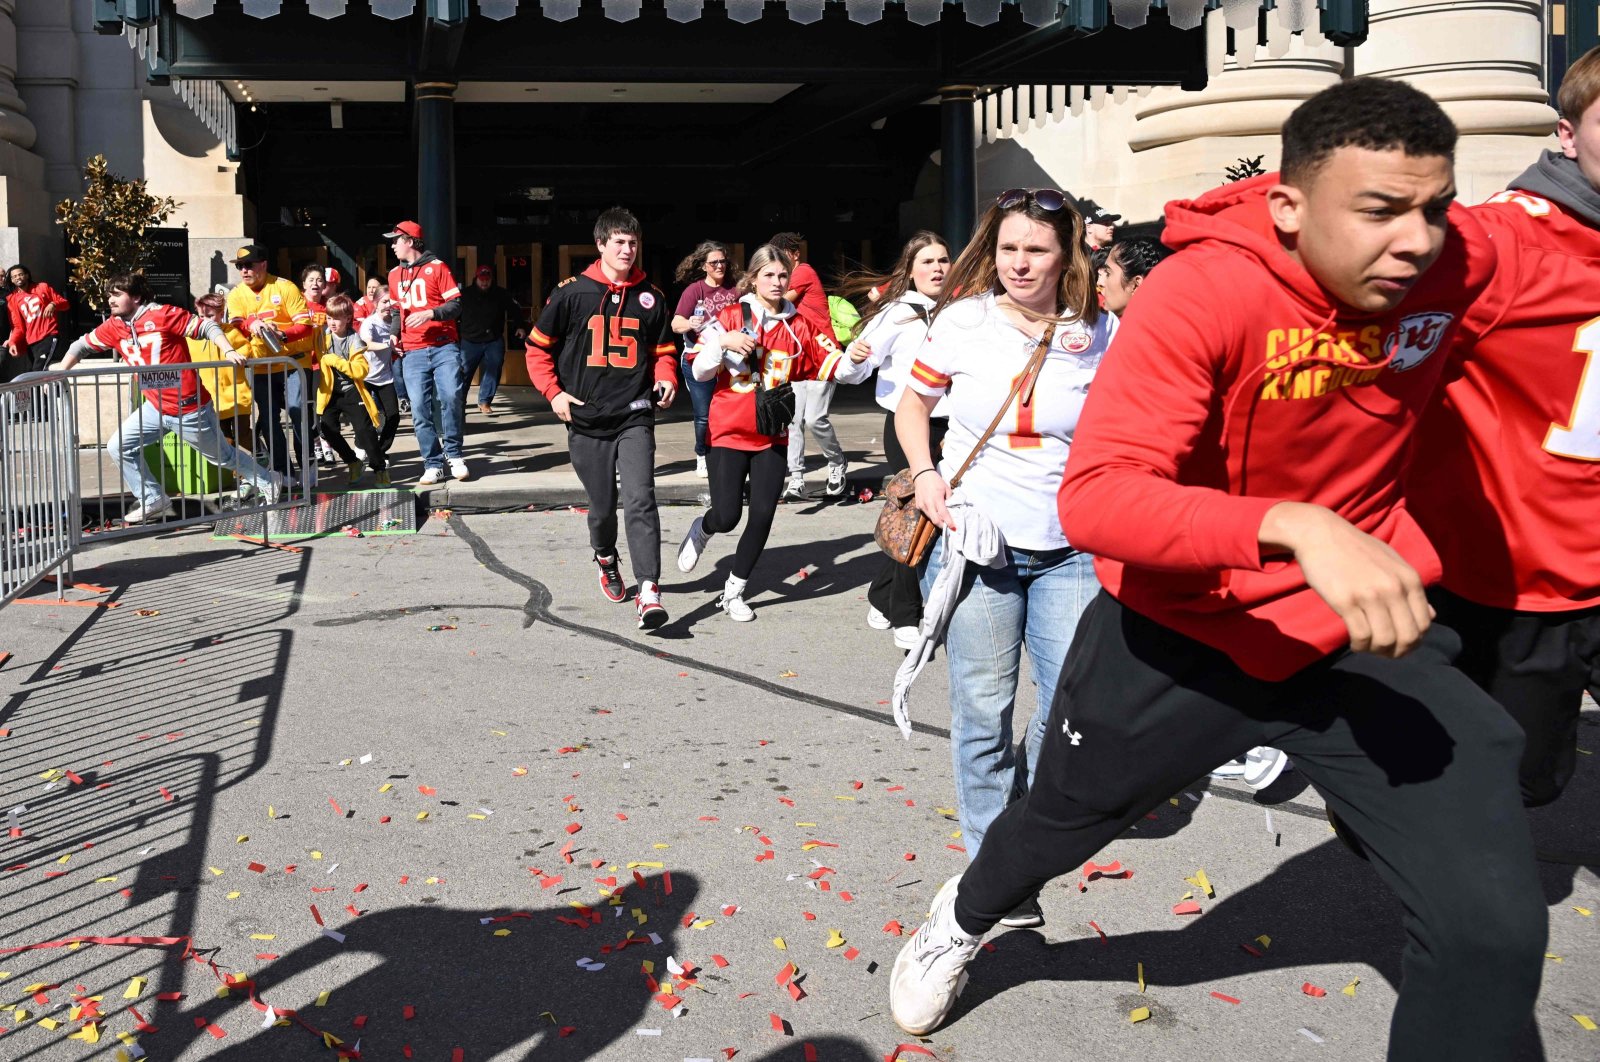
[{"left": 0, "top": 494, "right": 1597, "bottom": 1060}]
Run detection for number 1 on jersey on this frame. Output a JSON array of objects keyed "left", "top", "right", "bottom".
[
  {"left": 586, "top": 315, "right": 639, "bottom": 369},
  {"left": 1544, "top": 316, "right": 1600, "bottom": 461}
]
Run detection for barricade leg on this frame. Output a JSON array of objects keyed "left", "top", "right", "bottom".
[{"left": 108, "top": 403, "right": 169, "bottom": 515}]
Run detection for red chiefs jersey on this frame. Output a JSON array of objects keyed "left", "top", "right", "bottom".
[
  {"left": 1408, "top": 192, "right": 1600, "bottom": 612},
  {"left": 387, "top": 254, "right": 461, "bottom": 350},
  {"left": 701, "top": 298, "right": 847, "bottom": 450},
  {"left": 83, "top": 303, "right": 208, "bottom": 416},
  {"left": 8, "top": 283, "right": 69, "bottom": 346}
]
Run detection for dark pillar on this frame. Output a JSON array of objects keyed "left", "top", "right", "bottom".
[
  {"left": 415, "top": 79, "right": 457, "bottom": 264},
  {"left": 940, "top": 85, "right": 978, "bottom": 250}
]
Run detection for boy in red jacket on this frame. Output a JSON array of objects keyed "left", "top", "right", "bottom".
[
  {"left": 6, "top": 263, "right": 70, "bottom": 372},
  {"left": 890, "top": 78, "right": 1546, "bottom": 1061},
  {"left": 1407, "top": 44, "right": 1600, "bottom": 810}
]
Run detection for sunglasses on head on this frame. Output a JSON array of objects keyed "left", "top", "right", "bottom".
[{"left": 996, "top": 187, "right": 1067, "bottom": 212}]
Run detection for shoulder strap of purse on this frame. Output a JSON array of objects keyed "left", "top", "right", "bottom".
[
  {"left": 946, "top": 322, "right": 1056, "bottom": 492},
  {"left": 739, "top": 300, "right": 765, "bottom": 390}
]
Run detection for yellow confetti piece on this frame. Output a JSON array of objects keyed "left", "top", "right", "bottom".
[
  {"left": 825, "top": 929, "right": 846, "bottom": 948},
  {"left": 55, "top": 854, "right": 70, "bottom": 865},
  {"left": 1169, "top": 798, "right": 1180, "bottom": 806},
  {"left": 39, "top": 1018, "right": 59, "bottom": 1030},
  {"left": 795, "top": 822, "right": 817, "bottom": 827},
  {"left": 491, "top": 730, "right": 508, "bottom": 736},
  {"left": 801, "top": 842, "right": 829, "bottom": 851},
  {"left": 24, "top": 982, "right": 48, "bottom": 992},
  {"left": 1343, "top": 978, "right": 1360, "bottom": 997},
  {"left": 1545, "top": 953, "right": 1564, "bottom": 963},
  {"left": 338, "top": 758, "right": 353, "bottom": 766},
  {"left": 12, "top": 1008, "right": 28, "bottom": 1023},
  {"left": 1137, "top": 962, "right": 1145, "bottom": 993},
  {"left": 38, "top": 769, "right": 59, "bottom": 781},
  {"left": 1574, "top": 906, "right": 1592, "bottom": 917},
  {"left": 1130, "top": 1007, "right": 1151, "bottom": 1023},
  {"left": 311, "top": 851, "right": 323, "bottom": 860},
  {"left": 424, "top": 876, "right": 442, "bottom": 885},
  {"left": 632, "top": 908, "right": 647, "bottom": 924},
  {"left": 640, "top": 961, "right": 654, "bottom": 974},
  {"left": 773, "top": 937, "right": 787, "bottom": 950},
  {"left": 691, "top": 920, "right": 715, "bottom": 930},
  {"left": 493, "top": 929, "right": 512, "bottom": 937},
  {"left": 268, "top": 806, "right": 276, "bottom": 818},
  {"left": 226, "top": 891, "right": 241, "bottom": 900},
  {"left": 249, "top": 934, "right": 276, "bottom": 941},
  {"left": 209, "top": 867, "right": 224, "bottom": 876},
  {"left": 68, "top": 1022, "right": 100, "bottom": 1043},
  {"left": 1574, "top": 1015, "right": 1597, "bottom": 1031},
  {"left": 1181, "top": 891, "right": 1193, "bottom": 901},
  {"left": 416, "top": 812, "right": 429, "bottom": 821},
  {"left": 950, "top": 830, "right": 962, "bottom": 839},
  {"left": 378, "top": 783, "right": 393, "bottom": 793},
  {"left": 935, "top": 807, "right": 957, "bottom": 816},
  {"left": 315, "top": 990, "right": 332, "bottom": 1007},
  {"left": 117, "top": 1050, "right": 132, "bottom": 1062},
  {"left": 779, "top": 670, "right": 799, "bottom": 678},
  {"left": 835, "top": 796, "right": 857, "bottom": 801},
  {"left": 468, "top": 814, "right": 488, "bottom": 821},
  {"left": 236, "top": 835, "right": 249, "bottom": 843},
  {"left": 1255, "top": 934, "right": 1271, "bottom": 949},
  {"left": 1184, "top": 869, "right": 1214, "bottom": 898},
  {"left": 626, "top": 861, "right": 664, "bottom": 869},
  {"left": 96, "top": 876, "right": 118, "bottom": 883},
  {"left": 216, "top": 986, "right": 231, "bottom": 999},
  {"left": 122, "top": 977, "right": 145, "bottom": 999},
  {"left": 69, "top": 1005, "right": 84, "bottom": 1021},
  {"left": 652, "top": 843, "right": 670, "bottom": 849}
]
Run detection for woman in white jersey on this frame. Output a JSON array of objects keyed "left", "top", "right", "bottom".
[
  {"left": 896, "top": 189, "right": 1115, "bottom": 929},
  {"left": 834, "top": 232, "right": 951, "bottom": 650}
]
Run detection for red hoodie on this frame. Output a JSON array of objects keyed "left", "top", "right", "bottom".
[{"left": 1058, "top": 174, "right": 1496, "bottom": 681}]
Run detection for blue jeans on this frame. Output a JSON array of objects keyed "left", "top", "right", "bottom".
[
  {"left": 922, "top": 538, "right": 1100, "bottom": 858},
  {"left": 679, "top": 352, "right": 714, "bottom": 457},
  {"left": 401, "top": 342, "right": 466, "bottom": 469},
  {"left": 111, "top": 402, "right": 279, "bottom": 508},
  {"left": 461, "top": 337, "right": 505, "bottom": 407}
]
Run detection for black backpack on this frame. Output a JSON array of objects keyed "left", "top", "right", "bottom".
[{"left": 741, "top": 303, "right": 795, "bottom": 436}]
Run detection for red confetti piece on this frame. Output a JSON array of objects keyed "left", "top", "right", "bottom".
[
  {"left": 565, "top": 822, "right": 582, "bottom": 835},
  {"left": 839, "top": 892, "right": 854, "bottom": 902},
  {"left": 310, "top": 905, "right": 324, "bottom": 926},
  {"left": 156, "top": 992, "right": 184, "bottom": 1001},
  {"left": 1239, "top": 943, "right": 1263, "bottom": 957},
  {"left": 843, "top": 947, "right": 860, "bottom": 961},
  {"left": 1172, "top": 901, "right": 1202, "bottom": 916},
  {"left": 559, "top": 1026, "right": 576, "bottom": 1037},
  {"left": 206, "top": 1023, "right": 227, "bottom": 1039},
  {"left": 353, "top": 1015, "right": 368, "bottom": 1028},
  {"left": 379, "top": 816, "right": 391, "bottom": 824},
  {"left": 802, "top": 912, "right": 816, "bottom": 921},
  {"left": 254, "top": 953, "right": 279, "bottom": 961},
  {"left": 886, "top": 785, "right": 905, "bottom": 792},
  {"left": 1210, "top": 991, "right": 1241, "bottom": 1005},
  {"left": 328, "top": 798, "right": 343, "bottom": 816},
  {"left": 778, "top": 797, "right": 795, "bottom": 807},
  {"left": 883, "top": 921, "right": 903, "bottom": 936},
  {"left": 723, "top": 1050, "right": 738, "bottom": 1060},
  {"left": 353, "top": 883, "right": 368, "bottom": 893},
  {"left": 1088, "top": 921, "right": 1108, "bottom": 945},
  {"left": 247, "top": 862, "right": 266, "bottom": 873},
  {"left": 946, "top": 844, "right": 967, "bottom": 853},
  {"left": 786, "top": 981, "right": 805, "bottom": 1002},
  {"left": 345, "top": 904, "right": 362, "bottom": 917},
  {"left": 417, "top": 785, "right": 437, "bottom": 796},
  {"left": 886, "top": 1046, "right": 937, "bottom": 1061},
  {"left": 663, "top": 872, "right": 673, "bottom": 895},
  {"left": 903, "top": 853, "right": 915, "bottom": 861},
  {"left": 615, "top": 813, "right": 628, "bottom": 821},
  {"left": 805, "top": 1045, "right": 819, "bottom": 1062},
  {"left": 539, "top": 875, "right": 564, "bottom": 890},
  {"left": 711, "top": 955, "right": 729, "bottom": 968},
  {"left": 851, "top": 781, "right": 863, "bottom": 790},
  {"left": 159, "top": 787, "right": 175, "bottom": 802},
  {"left": 1302, "top": 983, "right": 1327, "bottom": 998},
  {"left": 656, "top": 992, "right": 683, "bottom": 1010},
  {"left": 769, "top": 1013, "right": 788, "bottom": 1034},
  {"left": 775, "top": 963, "right": 795, "bottom": 986},
  {"left": 1079, "top": 860, "right": 1132, "bottom": 891},
  {"left": 452, "top": 1050, "right": 464, "bottom": 1062}
]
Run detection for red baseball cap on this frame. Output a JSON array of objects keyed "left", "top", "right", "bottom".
[
  {"left": 475, "top": 265, "right": 493, "bottom": 279},
  {"left": 383, "top": 220, "right": 423, "bottom": 241}
]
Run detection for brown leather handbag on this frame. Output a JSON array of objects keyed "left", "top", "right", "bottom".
[{"left": 874, "top": 323, "right": 1056, "bottom": 566}]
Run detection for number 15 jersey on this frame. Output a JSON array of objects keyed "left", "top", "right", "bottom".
[
  {"left": 525, "top": 261, "right": 674, "bottom": 438},
  {"left": 1409, "top": 186, "right": 1600, "bottom": 612}
]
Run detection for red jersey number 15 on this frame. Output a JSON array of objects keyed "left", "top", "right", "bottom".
[{"left": 586, "top": 315, "right": 639, "bottom": 369}]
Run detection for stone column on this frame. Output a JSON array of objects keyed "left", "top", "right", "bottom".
[
  {"left": 1352, "top": 0, "right": 1556, "bottom": 200},
  {"left": 940, "top": 85, "right": 978, "bottom": 248},
  {"left": 415, "top": 79, "right": 457, "bottom": 264},
  {"left": 0, "top": 0, "right": 54, "bottom": 276}
]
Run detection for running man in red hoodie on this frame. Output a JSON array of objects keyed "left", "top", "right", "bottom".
[
  {"left": 890, "top": 79, "right": 1546, "bottom": 1060},
  {"left": 1407, "top": 44, "right": 1600, "bottom": 811}
]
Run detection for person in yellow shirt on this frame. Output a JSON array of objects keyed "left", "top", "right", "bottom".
[
  {"left": 223, "top": 244, "right": 315, "bottom": 478},
  {"left": 186, "top": 292, "right": 254, "bottom": 438}
]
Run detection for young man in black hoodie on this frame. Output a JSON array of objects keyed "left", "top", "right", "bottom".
[
  {"left": 1407, "top": 44, "right": 1600, "bottom": 809},
  {"left": 526, "top": 208, "right": 677, "bottom": 629}
]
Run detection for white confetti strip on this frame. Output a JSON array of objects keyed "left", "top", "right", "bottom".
[{"left": 1298, "top": 1028, "right": 1324, "bottom": 1044}]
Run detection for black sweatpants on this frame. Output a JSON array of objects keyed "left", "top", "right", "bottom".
[
  {"left": 867, "top": 410, "right": 948, "bottom": 627},
  {"left": 318, "top": 387, "right": 385, "bottom": 472},
  {"left": 370, "top": 382, "right": 400, "bottom": 458},
  {"left": 955, "top": 592, "right": 1545, "bottom": 1062},
  {"left": 568, "top": 423, "right": 661, "bottom": 584},
  {"left": 1431, "top": 587, "right": 1600, "bottom": 808},
  {"left": 704, "top": 444, "right": 786, "bottom": 581}
]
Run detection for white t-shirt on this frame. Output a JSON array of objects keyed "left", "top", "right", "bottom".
[
  {"left": 357, "top": 314, "right": 396, "bottom": 387},
  {"left": 904, "top": 292, "right": 1118, "bottom": 551},
  {"left": 836, "top": 289, "right": 946, "bottom": 416}
]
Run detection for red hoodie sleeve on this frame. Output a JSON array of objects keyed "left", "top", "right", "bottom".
[
  {"left": 525, "top": 289, "right": 566, "bottom": 399},
  {"left": 650, "top": 295, "right": 677, "bottom": 387},
  {"left": 6, "top": 294, "right": 20, "bottom": 343},
  {"left": 1058, "top": 255, "right": 1280, "bottom": 573},
  {"left": 44, "top": 284, "right": 69, "bottom": 313},
  {"left": 791, "top": 317, "right": 848, "bottom": 382}
]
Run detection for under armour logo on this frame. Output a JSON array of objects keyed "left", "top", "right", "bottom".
[{"left": 1062, "top": 720, "right": 1082, "bottom": 746}]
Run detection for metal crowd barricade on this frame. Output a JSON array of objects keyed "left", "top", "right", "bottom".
[{"left": 0, "top": 355, "right": 314, "bottom": 606}]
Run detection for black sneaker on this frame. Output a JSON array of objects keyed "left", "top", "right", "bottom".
[{"left": 595, "top": 553, "right": 627, "bottom": 603}]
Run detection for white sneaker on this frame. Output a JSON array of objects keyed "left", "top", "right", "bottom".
[
  {"left": 893, "top": 626, "right": 920, "bottom": 651},
  {"left": 866, "top": 605, "right": 892, "bottom": 631},
  {"left": 890, "top": 875, "right": 982, "bottom": 1036},
  {"left": 1243, "top": 746, "right": 1291, "bottom": 790},
  {"left": 782, "top": 476, "right": 805, "bottom": 500},
  {"left": 122, "top": 498, "right": 174, "bottom": 524},
  {"left": 695, "top": 455, "right": 708, "bottom": 479},
  {"left": 354, "top": 446, "right": 367, "bottom": 462},
  {"left": 1209, "top": 759, "right": 1247, "bottom": 779},
  {"left": 826, "top": 462, "right": 847, "bottom": 496},
  {"left": 418, "top": 467, "right": 446, "bottom": 486},
  {"left": 449, "top": 458, "right": 471, "bottom": 481},
  {"left": 636, "top": 580, "right": 668, "bottom": 630},
  {"left": 716, "top": 575, "right": 754, "bottom": 622},
  {"left": 677, "top": 514, "right": 712, "bottom": 573}
]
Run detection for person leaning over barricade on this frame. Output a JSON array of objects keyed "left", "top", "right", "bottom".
[
  {"left": 185, "top": 292, "right": 254, "bottom": 435},
  {"left": 832, "top": 231, "right": 951, "bottom": 650},
  {"left": 59, "top": 273, "right": 285, "bottom": 524},
  {"left": 223, "top": 245, "right": 317, "bottom": 480}
]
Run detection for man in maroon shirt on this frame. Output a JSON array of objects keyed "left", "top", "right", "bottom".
[{"left": 769, "top": 232, "right": 847, "bottom": 497}]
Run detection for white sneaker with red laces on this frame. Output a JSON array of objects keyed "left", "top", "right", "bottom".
[{"left": 636, "top": 580, "right": 668, "bottom": 630}]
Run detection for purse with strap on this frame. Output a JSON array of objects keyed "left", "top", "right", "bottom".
[
  {"left": 741, "top": 302, "right": 797, "bottom": 436},
  {"left": 874, "top": 322, "right": 1057, "bottom": 566}
]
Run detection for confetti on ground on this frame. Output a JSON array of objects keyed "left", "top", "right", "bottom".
[
  {"left": 1302, "top": 983, "right": 1327, "bottom": 997},
  {"left": 1299, "top": 1028, "right": 1325, "bottom": 1044},
  {"left": 1130, "top": 1006, "right": 1151, "bottom": 1023},
  {"left": 1573, "top": 1015, "right": 1597, "bottom": 1031},
  {"left": 1210, "top": 991, "right": 1241, "bottom": 1005},
  {"left": 1342, "top": 978, "right": 1360, "bottom": 997}
]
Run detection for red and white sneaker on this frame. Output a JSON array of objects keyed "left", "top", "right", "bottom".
[
  {"left": 595, "top": 553, "right": 627, "bottom": 602},
  {"left": 636, "top": 580, "right": 668, "bottom": 630}
]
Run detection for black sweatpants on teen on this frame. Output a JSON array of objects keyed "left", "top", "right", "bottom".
[
  {"left": 370, "top": 382, "right": 400, "bottom": 458},
  {"left": 867, "top": 410, "right": 948, "bottom": 627},
  {"left": 569, "top": 423, "right": 661, "bottom": 584},
  {"left": 955, "top": 591, "right": 1546, "bottom": 1062},
  {"left": 1431, "top": 586, "right": 1600, "bottom": 808},
  {"left": 319, "top": 387, "right": 385, "bottom": 471},
  {"left": 704, "top": 444, "right": 786, "bottom": 581}
]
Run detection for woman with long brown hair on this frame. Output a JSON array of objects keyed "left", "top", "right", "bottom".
[
  {"left": 671, "top": 240, "right": 739, "bottom": 478},
  {"left": 834, "top": 231, "right": 951, "bottom": 648},
  {"left": 894, "top": 189, "right": 1116, "bottom": 928}
]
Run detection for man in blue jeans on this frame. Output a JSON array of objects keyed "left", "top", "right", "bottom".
[
  {"left": 459, "top": 265, "right": 525, "bottom": 416},
  {"left": 384, "top": 220, "right": 469, "bottom": 484}
]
